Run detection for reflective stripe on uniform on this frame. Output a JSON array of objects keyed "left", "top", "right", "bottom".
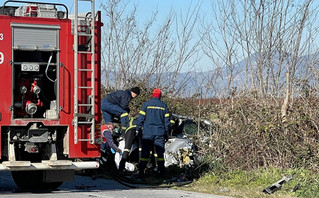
[
  {"left": 147, "top": 106, "right": 165, "bottom": 110},
  {"left": 126, "top": 126, "right": 136, "bottom": 131},
  {"left": 157, "top": 157, "right": 164, "bottom": 161},
  {"left": 124, "top": 149, "right": 130, "bottom": 152},
  {"left": 139, "top": 110, "right": 146, "bottom": 115},
  {"left": 140, "top": 157, "right": 149, "bottom": 162},
  {"left": 125, "top": 117, "right": 136, "bottom": 132},
  {"left": 165, "top": 113, "right": 169, "bottom": 117},
  {"left": 120, "top": 112, "right": 128, "bottom": 117}
]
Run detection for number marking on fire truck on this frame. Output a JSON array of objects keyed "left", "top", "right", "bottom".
[
  {"left": 0, "top": 52, "right": 4, "bottom": 64},
  {"left": 0, "top": 33, "right": 3, "bottom": 64}
]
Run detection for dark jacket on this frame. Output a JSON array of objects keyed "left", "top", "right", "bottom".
[
  {"left": 137, "top": 97, "right": 170, "bottom": 136},
  {"left": 105, "top": 89, "right": 132, "bottom": 111}
]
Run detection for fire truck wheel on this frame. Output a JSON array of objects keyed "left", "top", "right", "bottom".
[
  {"left": 11, "top": 171, "right": 62, "bottom": 190},
  {"left": 43, "top": 181, "right": 63, "bottom": 190}
]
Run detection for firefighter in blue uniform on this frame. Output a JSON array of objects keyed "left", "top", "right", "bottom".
[
  {"left": 136, "top": 88, "right": 170, "bottom": 178},
  {"left": 101, "top": 87, "right": 140, "bottom": 131}
]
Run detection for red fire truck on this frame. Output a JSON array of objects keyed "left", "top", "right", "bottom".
[{"left": 0, "top": 0, "right": 102, "bottom": 189}]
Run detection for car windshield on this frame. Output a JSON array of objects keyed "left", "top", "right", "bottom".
[{"left": 176, "top": 118, "right": 212, "bottom": 137}]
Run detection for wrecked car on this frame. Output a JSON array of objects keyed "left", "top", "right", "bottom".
[{"left": 99, "top": 114, "right": 211, "bottom": 173}]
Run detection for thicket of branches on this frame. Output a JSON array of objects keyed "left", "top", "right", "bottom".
[
  {"left": 191, "top": 95, "right": 319, "bottom": 171},
  {"left": 99, "top": 0, "right": 319, "bottom": 171}
]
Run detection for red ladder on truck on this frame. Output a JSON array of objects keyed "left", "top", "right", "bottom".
[{"left": 73, "top": 0, "right": 96, "bottom": 144}]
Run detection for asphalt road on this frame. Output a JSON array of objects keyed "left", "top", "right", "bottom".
[{"left": 0, "top": 171, "right": 232, "bottom": 198}]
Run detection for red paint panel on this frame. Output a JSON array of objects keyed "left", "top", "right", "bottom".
[{"left": 0, "top": 15, "right": 13, "bottom": 157}]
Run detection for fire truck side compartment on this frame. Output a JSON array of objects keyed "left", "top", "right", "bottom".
[{"left": 12, "top": 23, "right": 59, "bottom": 119}]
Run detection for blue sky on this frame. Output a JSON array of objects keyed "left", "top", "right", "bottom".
[
  {"left": 4, "top": 0, "right": 318, "bottom": 72},
  {"left": 2, "top": 0, "right": 212, "bottom": 71},
  {"left": 2, "top": 0, "right": 210, "bottom": 21},
  {"left": 26, "top": 0, "right": 210, "bottom": 19}
]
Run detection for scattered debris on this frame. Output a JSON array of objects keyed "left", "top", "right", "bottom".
[
  {"left": 291, "top": 183, "right": 301, "bottom": 192},
  {"left": 262, "top": 175, "right": 293, "bottom": 194}
]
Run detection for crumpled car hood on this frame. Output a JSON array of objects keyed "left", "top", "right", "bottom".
[{"left": 164, "top": 137, "right": 197, "bottom": 167}]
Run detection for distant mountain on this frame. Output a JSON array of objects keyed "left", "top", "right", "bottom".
[{"left": 101, "top": 52, "right": 319, "bottom": 97}]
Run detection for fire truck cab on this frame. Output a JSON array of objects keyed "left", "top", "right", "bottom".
[{"left": 0, "top": 0, "right": 102, "bottom": 189}]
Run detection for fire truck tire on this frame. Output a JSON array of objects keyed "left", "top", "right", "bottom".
[{"left": 11, "top": 171, "right": 62, "bottom": 190}]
